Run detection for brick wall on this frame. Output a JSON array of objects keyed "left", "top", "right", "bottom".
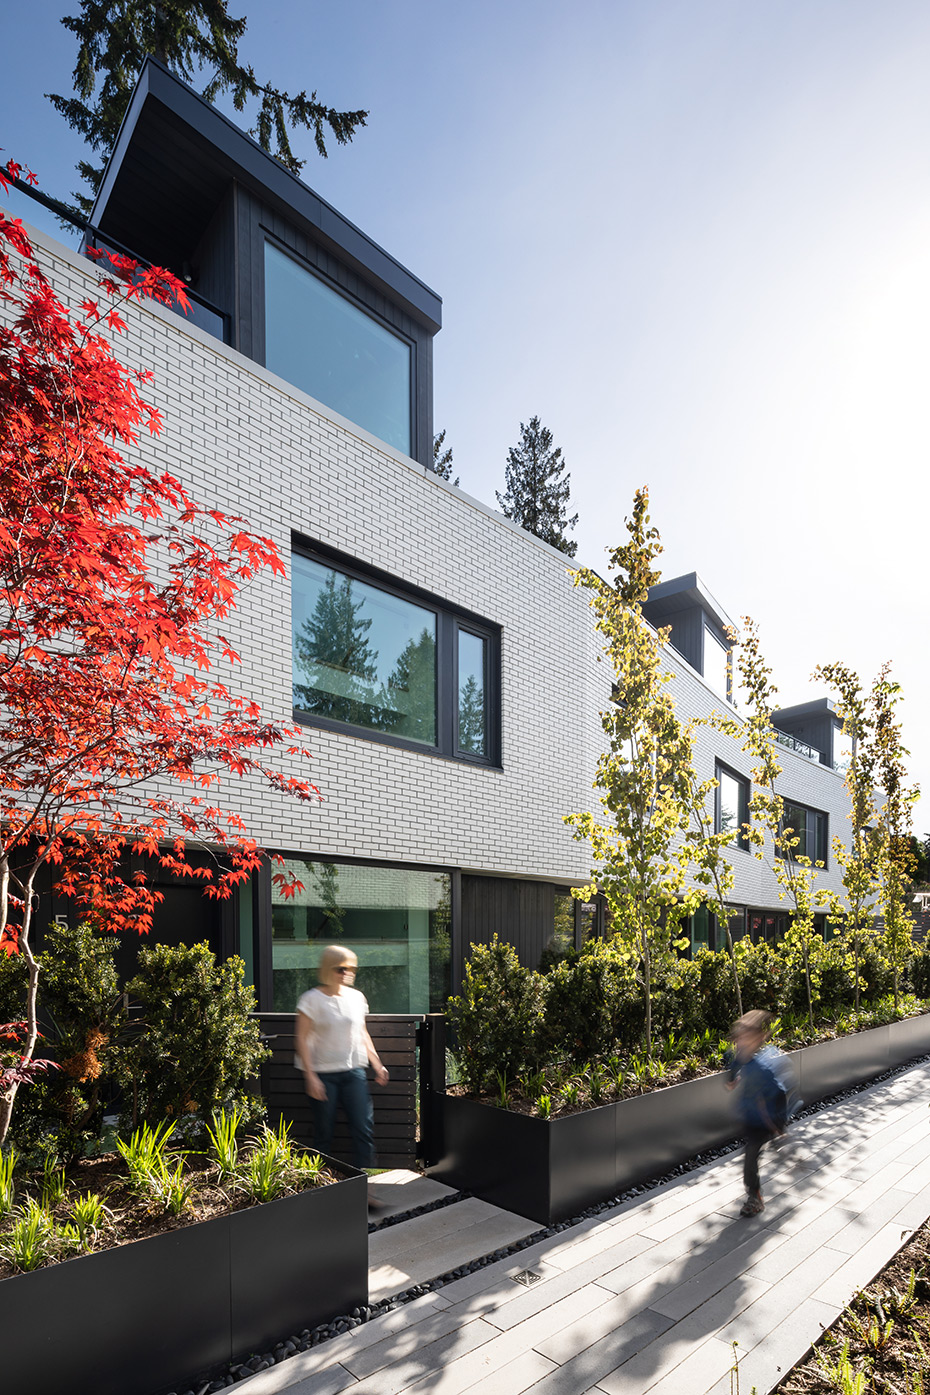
[{"left": 7, "top": 221, "right": 856, "bottom": 908}]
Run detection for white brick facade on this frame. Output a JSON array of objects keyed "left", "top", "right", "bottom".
[{"left": 7, "top": 220, "right": 855, "bottom": 925}]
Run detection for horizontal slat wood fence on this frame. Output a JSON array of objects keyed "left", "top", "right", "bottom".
[{"left": 255, "top": 1013, "right": 422, "bottom": 1170}]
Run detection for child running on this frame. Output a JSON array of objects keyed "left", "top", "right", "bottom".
[{"left": 727, "top": 1009, "right": 790, "bottom": 1217}]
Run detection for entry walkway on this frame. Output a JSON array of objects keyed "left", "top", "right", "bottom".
[{"left": 238, "top": 1059, "right": 930, "bottom": 1395}]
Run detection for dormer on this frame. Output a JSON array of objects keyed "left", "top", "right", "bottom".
[
  {"left": 89, "top": 59, "right": 442, "bottom": 467},
  {"left": 642, "top": 572, "right": 736, "bottom": 704},
  {"left": 771, "top": 698, "right": 846, "bottom": 769}
]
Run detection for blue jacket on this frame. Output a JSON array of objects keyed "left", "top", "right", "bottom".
[{"left": 735, "top": 1051, "right": 788, "bottom": 1132}]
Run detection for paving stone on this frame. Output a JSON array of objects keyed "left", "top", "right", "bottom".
[
  {"left": 488, "top": 1234, "right": 655, "bottom": 1330},
  {"left": 518, "top": 1309, "right": 675, "bottom": 1395},
  {"left": 744, "top": 1207, "right": 858, "bottom": 1284},
  {"left": 892, "top": 1182, "right": 930, "bottom": 1228},
  {"left": 342, "top": 1307, "right": 492, "bottom": 1380},
  {"left": 368, "top": 1205, "right": 538, "bottom": 1302},
  {"left": 607, "top": 1334, "right": 737, "bottom": 1395},
  {"left": 236, "top": 1363, "right": 359, "bottom": 1395},
  {"left": 704, "top": 1296, "right": 836, "bottom": 1395},
  {"left": 825, "top": 1187, "right": 913, "bottom": 1254},
  {"left": 814, "top": 1221, "right": 921, "bottom": 1309},
  {"left": 458, "top": 1351, "right": 558, "bottom": 1395},
  {"left": 343, "top": 1318, "right": 500, "bottom": 1395},
  {"left": 390, "top": 1285, "right": 611, "bottom": 1395},
  {"left": 715, "top": 1245, "right": 850, "bottom": 1349}
]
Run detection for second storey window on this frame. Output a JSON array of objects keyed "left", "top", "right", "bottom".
[
  {"left": 716, "top": 764, "right": 749, "bottom": 850},
  {"left": 265, "top": 242, "right": 413, "bottom": 456},
  {"left": 292, "top": 548, "right": 499, "bottom": 764},
  {"left": 780, "top": 800, "right": 828, "bottom": 865}
]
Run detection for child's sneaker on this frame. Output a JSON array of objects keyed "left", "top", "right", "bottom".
[{"left": 740, "top": 1194, "right": 765, "bottom": 1216}]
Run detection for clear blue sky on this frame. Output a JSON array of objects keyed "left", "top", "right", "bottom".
[{"left": 3, "top": 1, "right": 930, "bottom": 819}]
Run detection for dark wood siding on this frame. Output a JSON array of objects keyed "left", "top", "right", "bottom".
[
  {"left": 256, "top": 1012, "right": 420, "bottom": 1169},
  {"left": 460, "top": 876, "right": 555, "bottom": 971},
  {"left": 191, "top": 181, "right": 236, "bottom": 324}
]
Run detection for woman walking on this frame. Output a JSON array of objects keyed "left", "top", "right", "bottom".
[{"left": 295, "top": 945, "right": 389, "bottom": 1206}]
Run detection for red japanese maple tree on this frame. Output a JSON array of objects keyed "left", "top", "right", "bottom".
[{"left": 0, "top": 163, "right": 317, "bottom": 1143}]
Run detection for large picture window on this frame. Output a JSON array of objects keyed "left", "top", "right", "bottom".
[
  {"left": 292, "top": 547, "right": 499, "bottom": 764},
  {"left": 264, "top": 242, "right": 412, "bottom": 455},
  {"left": 271, "top": 858, "right": 451, "bottom": 1014}
]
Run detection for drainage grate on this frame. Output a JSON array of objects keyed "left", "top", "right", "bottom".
[{"left": 511, "top": 1269, "right": 544, "bottom": 1287}]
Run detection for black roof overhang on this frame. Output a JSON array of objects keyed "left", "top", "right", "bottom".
[{"left": 90, "top": 59, "right": 442, "bottom": 333}]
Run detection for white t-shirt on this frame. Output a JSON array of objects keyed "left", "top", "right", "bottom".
[{"left": 295, "top": 986, "right": 370, "bottom": 1073}]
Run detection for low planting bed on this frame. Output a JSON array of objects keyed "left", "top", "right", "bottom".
[
  {"left": 0, "top": 1122, "right": 368, "bottom": 1395},
  {"left": 429, "top": 1012, "right": 930, "bottom": 1225}
]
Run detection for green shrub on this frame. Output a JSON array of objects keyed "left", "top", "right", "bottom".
[
  {"left": 447, "top": 937, "right": 544, "bottom": 1093},
  {"left": 4, "top": 923, "right": 126, "bottom": 1164},
  {"left": 541, "top": 941, "right": 630, "bottom": 1061},
  {"left": 735, "top": 939, "right": 784, "bottom": 1014},
  {"left": 693, "top": 950, "right": 740, "bottom": 1035},
  {"left": 117, "top": 943, "right": 266, "bottom": 1137}
]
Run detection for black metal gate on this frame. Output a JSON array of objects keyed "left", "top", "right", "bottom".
[{"left": 255, "top": 1012, "right": 446, "bottom": 1170}]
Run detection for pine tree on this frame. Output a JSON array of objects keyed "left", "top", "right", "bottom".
[
  {"left": 432, "top": 429, "right": 459, "bottom": 487},
  {"left": 48, "top": 1, "right": 368, "bottom": 215},
  {"left": 496, "top": 416, "right": 578, "bottom": 557}
]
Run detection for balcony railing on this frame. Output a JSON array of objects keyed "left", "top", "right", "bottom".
[
  {"left": 773, "top": 730, "right": 820, "bottom": 763},
  {"left": 4, "top": 172, "right": 229, "bottom": 343}
]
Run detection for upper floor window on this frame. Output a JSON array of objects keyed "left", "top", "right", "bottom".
[
  {"left": 833, "top": 722, "right": 853, "bottom": 774},
  {"left": 704, "top": 626, "right": 731, "bottom": 702},
  {"left": 780, "top": 800, "right": 828, "bottom": 865},
  {"left": 291, "top": 547, "right": 499, "bottom": 764},
  {"left": 264, "top": 242, "right": 412, "bottom": 455},
  {"left": 716, "top": 764, "right": 749, "bottom": 850}
]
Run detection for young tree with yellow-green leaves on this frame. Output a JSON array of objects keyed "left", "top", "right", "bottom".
[
  {"left": 736, "top": 619, "right": 825, "bottom": 1032},
  {"left": 871, "top": 665, "right": 919, "bottom": 1008},
  {"left": 812, "top": 662, "right": 880, "bottom": 1012},
  {"left": 564, "top": 488, "right": 697, "bottom": 1058}
]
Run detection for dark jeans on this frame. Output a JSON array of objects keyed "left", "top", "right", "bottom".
[
  {"left": 744, "top": 1126, "right": 774, "bottom": 1196},
  {"left": 311, "top": 1067, "right": 375, "bottom": 1170}
]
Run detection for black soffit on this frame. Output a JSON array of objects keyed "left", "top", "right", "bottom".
[{"left": 90, "top": 58, "right": 442, "bottom": 332}]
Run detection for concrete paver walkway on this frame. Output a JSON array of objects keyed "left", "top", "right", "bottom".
[{"left": 239, "top": 1059, "right": 930, "bottom": 1395}]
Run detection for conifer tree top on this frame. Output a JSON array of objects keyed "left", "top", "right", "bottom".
[
  {"left": 496, "top": 416, "right": 578, "bottom": 558},
  {"left": 48, "top": 1, "right": 368, "bottom": 216}
]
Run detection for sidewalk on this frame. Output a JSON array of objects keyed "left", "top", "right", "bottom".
[{"left": 237, "top": 1059, "right": 930, "bottom": 1395}]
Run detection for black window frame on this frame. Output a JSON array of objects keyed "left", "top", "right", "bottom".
[
  {"left": 779, "top": 799, "right": 829, "bottom": 867},
  {"left": 291, "top": 537, "right": 501, "bottom": 767},
  {"left": 715, "top": 762, "right": 750, "bottom": 851}
]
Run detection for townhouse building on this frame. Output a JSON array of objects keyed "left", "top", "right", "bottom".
[{"left": 6, "top": 61, "right": 857, "bottom": 1016}]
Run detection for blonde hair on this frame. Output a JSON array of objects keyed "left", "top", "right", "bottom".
[
  {"left": 317, "top": 944, "right": 358, "bottom": 986},
  {"left": 734, "top": 1010, "right": 773, "bottom": 1037}
]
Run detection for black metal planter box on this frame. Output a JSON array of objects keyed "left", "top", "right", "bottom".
[
  {"left": 0, "top": 1161, "right": 368, "bottom": 1395},
  {"left": 429, "top": 1013, "right": 930, "bottom": 1226}
]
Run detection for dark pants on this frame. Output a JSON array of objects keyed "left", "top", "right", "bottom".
[
  {"left": 743, "top": 1126, "right": 773, "bottom": 1196},
  {"left": 311, "top": 1067, "right": 375, "bottom": 1170}
]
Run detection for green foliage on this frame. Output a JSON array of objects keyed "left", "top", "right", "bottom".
[
  {"left": 49, "top": 0, "right": 368, "bottom": 214},
  {"left": 541, "top": 940, "right": 631, "bottom": 1061},
  {"left": 447, "top": 937, "right": 544, "bottom": 1093},
  {"left": 1, "top": 1197, "right": 57, "bottom": 1271},
  {"left": 233, "top": 1119, "right": 323, "bottom": 1204},
  {"left": 0, "top": 1145, "right": 16, "bottom": 1216},
  {"left": 565, "top": 489, "right": 695, "bottom": 1056},
  {"left": 116, "top": 1120, "right": 178, "bottom": 1193},
  {"left": 496, "top": 416, "right": 578, "bottom": 557},
  {"left": 4, "top": 922, "right": 126, "bottom": 1164},
  {"left": 117, "top": 943, "right": 267, "bottom": 1135},
  {"left": 69, "top": 1191, "right": 106, "bottom": 1248},
  {"left": 206, "top": 1107, "right": 243, "bottom": 1178}
]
